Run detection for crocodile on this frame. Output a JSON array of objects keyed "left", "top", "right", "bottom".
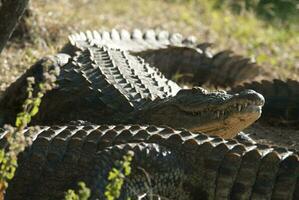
[
  {"left": 59, "top": 29, "right": 299, "bottom": 126},
  {"left": 0, "top": 29, "right": 298, "bottom": 199},
  {"left": 0, "top": 44, "right": 264, "bottom": 139},
  {"left": 61, "top": 29, "right": 265, "bottom": 87},
  {"left": 2, "top": 125, "right": 298, "bottom": 200},
  {"left": 231, "top": 79, "right": 299, "bottom": 126}
]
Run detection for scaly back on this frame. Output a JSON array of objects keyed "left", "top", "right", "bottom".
[
  {"left": 0, "top": 44, "right": 181, "bottom": 125},
  {"left": 61, "top": 29, "right": 263, "bottom": 87}
]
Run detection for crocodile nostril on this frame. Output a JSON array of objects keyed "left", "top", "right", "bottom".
[{"left": 238, "top": 90, "right": 265, "bottom": 106}]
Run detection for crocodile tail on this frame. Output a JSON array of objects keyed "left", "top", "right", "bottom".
[
  {"left": 203, "top": 49, "right": 265, "bottom": 87},
  {"left": 60, "top": 29, "right": 210, "bottom": 85},
  {"left": 230, "top": 79, "right": 299, "bottom": 126},
  {"left": 60, "top": 29, "right": 264, "bottom": 87},
  {"left": 119, "top": 33, "right": 264, "bottom": 88}
]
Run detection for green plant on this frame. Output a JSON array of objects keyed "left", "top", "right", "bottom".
[
  {"left": 213, "top": 0, "right": 299, "bottom": 23},
  {"left": 15, "top": 60, "right": 59, "bottom": 129},
  {"left": 65, "top": 182, "right": 91, "bottom": 200},
  {"left": 0, "top": 59, "right": 59, "bottom": 199},
  {"left": 64, "top": 151, "right": 134, "bottom": 200},
  {"left": 104, "top": 151, "right": 134, "bottom": 200}
]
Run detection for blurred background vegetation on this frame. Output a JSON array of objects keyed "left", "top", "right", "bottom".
[
  {"left": 0, "top": 0, "right": 298, "bottom": 89},
  {"left": 214, "top": 0, "right": 298, "bottom": 24}
]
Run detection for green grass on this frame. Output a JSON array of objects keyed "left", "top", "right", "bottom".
[{"left": 0, "top": 0, "right": 298, "bottom": 89}]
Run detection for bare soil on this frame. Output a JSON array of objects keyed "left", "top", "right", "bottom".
[{"left": 244, "top": 123, "right": 299, "bottom": 150}]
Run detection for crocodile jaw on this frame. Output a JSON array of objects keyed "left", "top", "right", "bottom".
[
  {"left": 188, "top": 104, "right": 262, "bottom": 138},
  {"left": 137, "top": 88, "right": 265, "bottom": 139}
]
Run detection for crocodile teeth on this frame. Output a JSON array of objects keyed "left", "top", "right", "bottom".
[{"left": 238, "top": 105, "right": 242, "bottom": 111}]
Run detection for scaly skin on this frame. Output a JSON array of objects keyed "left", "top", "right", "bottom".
[
  {"left": 64, "top": 29, "right": 297, "bottom": 127},
  {"left": 0, "top": 45, "right": 264, "bottom": 138},
  {"left": 61, "top": 29, "right": 264, "bottom": 87},
  {"left": 231, "top": 79, "right": 299, "bottom": 126},
  {"left": 2, "top": 125, "right": 298, "bottom": 200},
  {"left": 0, "top": 29, "right": 297, "bottom": 199}
]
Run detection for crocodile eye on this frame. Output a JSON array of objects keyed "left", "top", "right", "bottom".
[
  {"left": 176, "top": 89, "right": 190, "bottom": 96},
  {"left": 177, "top": 87, "right": 208, "bottom": 96},
  {"left": 192, "top": 87, "right": 208, "bottom": 94},
  {"left": 217, "top": 89, "right": 227, "bottom": 94}
]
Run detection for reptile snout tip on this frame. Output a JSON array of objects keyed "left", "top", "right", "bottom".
[{"left": 239, "top": 89, "right": 265, "bottom": 106}]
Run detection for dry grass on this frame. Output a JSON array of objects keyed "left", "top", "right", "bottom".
[{"left": 0, "top": 0, "right": 298, "bottom": 90}]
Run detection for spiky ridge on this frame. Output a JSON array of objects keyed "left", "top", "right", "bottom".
[
  {"left": 231, "top": 79, "right": 299, "bottom": 126},
  {"left": 61, "top": 29, "right": 298, "bottom": 125},
  {"left": 71, "top": 45, "right": 181, "bottom": 112},
  {"left": 65, "top": 29, "right": 194, "bottom": 53},
  {"left": 0, "top": 44, "right": 181, "bottom": 125},
  {"left": 3, "top": 125, "right": 298, "bottom": 200},
  {"left": 61, "top": 29, "right": 263, "bottom": 87},
  {"left": 94, "top": 45, "right": 178, "bottom": 105}
]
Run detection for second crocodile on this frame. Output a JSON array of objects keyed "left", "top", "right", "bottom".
[{"left": 0, "top": 44, "right": 264, "bottom": 139}]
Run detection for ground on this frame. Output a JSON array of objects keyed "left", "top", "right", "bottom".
[
  {"left": 0, "top": 0, "right": 298, "bottom": 149},
  {"left": 245, "top": 124, "right": 299, "bottom": 150}
]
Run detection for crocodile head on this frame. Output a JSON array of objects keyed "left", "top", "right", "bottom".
[{"left": 137, "top": 87, "right": 264, "bottom": 138}]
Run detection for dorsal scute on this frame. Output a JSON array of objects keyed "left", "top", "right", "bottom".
[
  {"left": 67, "top": 29, "right": 199, "bottom": 53},
  {"left": 71, "top": 44, "right": 180, "bottom": 112}
]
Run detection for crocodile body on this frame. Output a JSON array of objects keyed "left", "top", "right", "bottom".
[
  {"left": 1, "top": 29, "right": 297, "bottom": 131},
  {"left": 3, "top": 125, "right": 298, "bottom": 200},
  {"left": 1, "top": 29, "right": 298, "bottom": 200},
  {"left": 61, "top": 29, "right": 264, "bottom": 87},
  {"left": 62, "top": 29, "right": 299, "bottom": 127},
  {"left": 0, "top": 43, "right": 264, "bottom": 139}
]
